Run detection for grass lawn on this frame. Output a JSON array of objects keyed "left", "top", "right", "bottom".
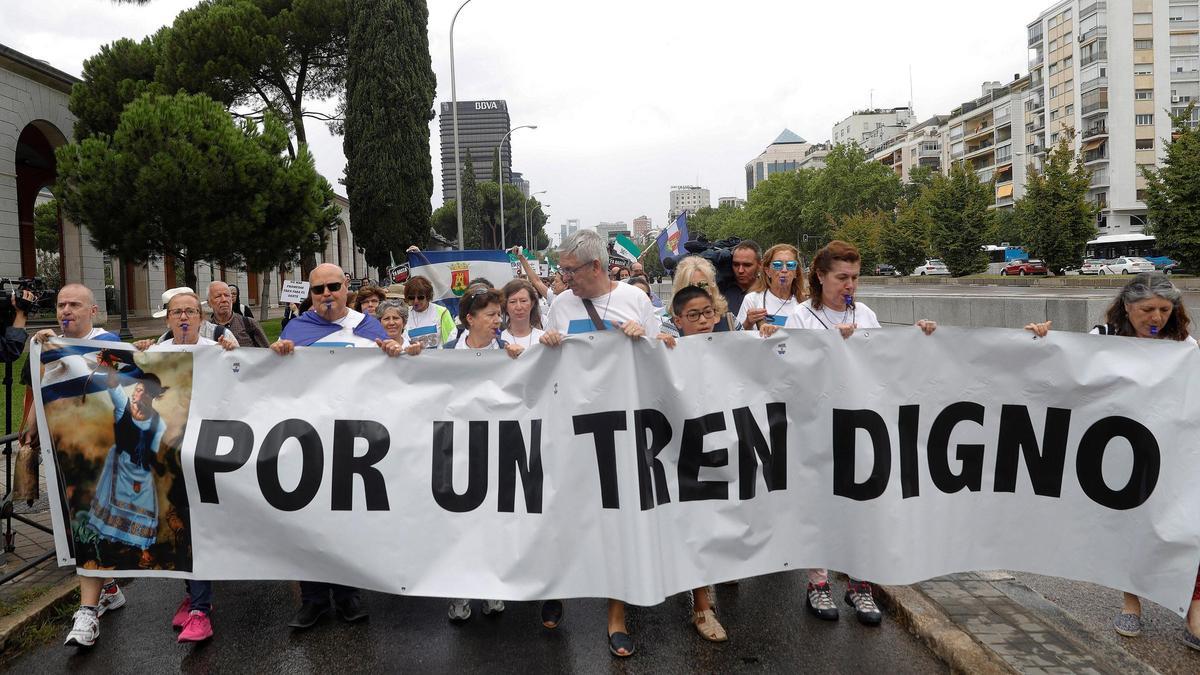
[{"left": 4, "top": 317, "right": 283, "bottom": 434}]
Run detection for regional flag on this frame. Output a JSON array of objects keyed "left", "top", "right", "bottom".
[
  {"left": 613, "top": 234, "right": 642, "bottom": 262},
  {"left": 406, "top": 249, "right": 514, "bottom": 317},
  {"left": 657, "top": 211, "right": 689, "bottom": 263}
]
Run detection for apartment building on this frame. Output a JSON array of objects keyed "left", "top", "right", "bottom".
[
  {"left": 831, "top": 107, "right": 917, "bottom": 153},
  {"left": 943, "top": 78, "right": 1033, "bottom": 209},
  {"left": 873, "top": 115, "right": 949, "bottom": 182},
  {"left": 797, "top": 142, "right": 832, "bottom": 170},
  {"left": 744, "top": 129, "right": 812, "bottom": 193},
  {"left": 669, "top": 185, "right": 711, "bottom": 221},
  {"left": 1026, "top": 0, "right": 1184, "bottom": 234}
]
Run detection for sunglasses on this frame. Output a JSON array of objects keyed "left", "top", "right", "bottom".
[
  {"left": 311, "top": 282, "right": 343, "bottom": 295},
  {"left": 405, "top": 294, "right": 427, "bottom": 302},
  {"left": 770, "top": 260, "right": 799, "bottom": 271},
  {"left": 688, "top": 281, "right": 711, "bottom": 289}
]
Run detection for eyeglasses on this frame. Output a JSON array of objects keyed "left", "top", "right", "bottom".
[
  {"left": 558, "top": 261, "right": 594, "bottom": 278},
  {"left": 405, "top": 295, "right": 427, "bottom": 302},
  {"left": 770, "top": 260, "right": 799, "bottom": 271},
  {"left": 168, "top": 308, "right": 200, "bottom": 318},
  {"left": 311, "top": 282, "right": 343, "bottom": 295},
  {"left": 683, "top": 307, "right": 717, "bottom": 322}
]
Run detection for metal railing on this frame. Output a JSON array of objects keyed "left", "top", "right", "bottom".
[
  {"left": 1083, "top": 122, "right": 1108, "bottom": 139},
  {"left": 1082, "top": 98, "right": 1109, "bottom": 115},
  {"left": 1081, "top": 75, "right": 1108, "bottom": 92},
  {"left": 1081, "top": 50, "right": 1108, "bottom": 67}
]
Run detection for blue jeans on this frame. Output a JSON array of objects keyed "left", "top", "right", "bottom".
[
  {"left": 300, "top": 582, "right": 358, "bottom": 608},
  {"left": 186, "top": 580, "right": 213, "bottom": 614}
]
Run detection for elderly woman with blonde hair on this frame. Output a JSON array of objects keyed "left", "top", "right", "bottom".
[{"left": 671, "top": 255, "right": 735, "bottom": 331}]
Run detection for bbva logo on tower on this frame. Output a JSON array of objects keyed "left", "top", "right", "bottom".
[{"left": 474, "top": 101, "right": 499, "bottom": 110}]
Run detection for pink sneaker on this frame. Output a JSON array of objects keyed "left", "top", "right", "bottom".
[
  {"left": 172, "top": 596, "right": 191, "bottom": 630},
  {"left": 177, "top": 611, "right": 213, "bottom": 643}
]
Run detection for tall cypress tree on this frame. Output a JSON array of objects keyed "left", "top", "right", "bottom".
[
  {"left": 343, "top": 0, "right": 435, "bottom": 270},
  {"left": 460, "top": 152, "right": 483, "bottom": 249}
]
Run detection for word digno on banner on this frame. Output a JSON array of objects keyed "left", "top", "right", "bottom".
[{"left": 192, "top": 401, "right": 1159, "bottom": 514}]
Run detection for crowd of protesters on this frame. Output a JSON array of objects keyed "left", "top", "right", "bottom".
[{"left": 9, "top": 226, "right": 1200, "bottom": 658}]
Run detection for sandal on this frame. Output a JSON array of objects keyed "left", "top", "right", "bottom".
[
  {"left": 540, "top": 600, "right": 564, "bottom": 629},
  {"left": 693, "top": 608, "right": 728, "bottom": 642},
  {"left": 608, "top": 630, "right": 636, "bottom": 657}
]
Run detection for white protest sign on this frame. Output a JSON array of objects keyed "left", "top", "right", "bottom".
[{"left": 280, "top": 280, "right": 309, "bottom": 303}]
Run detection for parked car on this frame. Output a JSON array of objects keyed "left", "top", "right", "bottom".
[
  {"left": 1000, "top": 259, "right": 1049, "bottom": 276},
  {"left": 912, "top": 259, "right": 950, "bottom": 276},
  {"left": 874, "top": 263, "right": 900, "bottom": 276},
  {"left": 1079, "top": 259, "right": 1108, "bottom": 275},
  {"left": 1101, "top": 257, "right": 1155, "bottom": 275},
  {"left": 1145, "top": 256, "right": 1179, "bottom": 273}
]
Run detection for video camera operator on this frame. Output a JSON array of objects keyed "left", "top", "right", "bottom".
[{"left": 1, "top": 284, "right": 37, "bottom": 362}]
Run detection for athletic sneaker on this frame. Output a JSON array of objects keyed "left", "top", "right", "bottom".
[
  {"left": 845, "top": 581, "right": 882, "bottom": 626},
  {"left": 481, "top": 599, "right": 505, "bottom": 615},
  {"left": 64, "top": 609, "right": 100, "bottom": 647},
  {"left": 97, "top": 583, "right": 126, "bottom": 617},
  {"left": 806, "top": 582, "right": 839, "bottom": 621},
  {"left": 177, "top": 610, "right": 213, "bottom": 643},
  {"left": 172, "top": 596, "right": 192, "bottom": 629},
  {"left": 447, "top": 598, "right": 472, "bottom": 622}
]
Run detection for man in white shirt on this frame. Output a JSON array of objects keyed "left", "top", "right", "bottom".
[{"left": 536, "top": 229, "right": 664, "bottom": 658}]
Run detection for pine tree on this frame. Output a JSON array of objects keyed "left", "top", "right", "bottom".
[{"left": 343, "top": 0, "right": 436, "bottom": 269}]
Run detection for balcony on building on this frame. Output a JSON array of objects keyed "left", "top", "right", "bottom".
[
  {"left": 964, "top": 138, "right": 995, "bottom": 159},
  {"left": 1170, "top": 16, "right": 1200, "bottom": 31},
  {"left": 1172, "top": 44, "right": 1200, "bottom": 56},
  {"left": 1028, "top": 24, "right": 1043, "bottom": 47},
  {"left": 1079, "top": 25, "right": 1107, "bottom": 45},
  {"left": 1025, "top": 94, "right": 1045, "bottom": 112},
  {"left": 1026, "top": 115, "right": 1046, "bottom": 134},
  {"left": 963, "top": 118, "right": 994, "bottom": 142},
  {"left": 1172, "top": 67, "right": 1200, "bottom": 82},
  {"left": 1027, "top": 140, "right": 1046, "bottom": 156},
  {"left": 1090, "top": 169, "right": 1110, "bottom": 187},
  {"left": 1081, "top": 74, "right": 1108, "bottom": 93},
  {"left": 1083, "top": 138, "right": 1108, "bottom": 164},
  {"left": 1080, "top": 0, "right": 1105, "bottom": 19},
  {"left": 1081, "top": 89, "right": 1108, "bottom": 117},
  {"left": 1082, "top": 119, "right": 1108, "bottom": 140}
]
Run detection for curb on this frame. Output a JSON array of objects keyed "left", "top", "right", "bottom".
[
  {"left": 876, "top": 583, "right": 1014, "bottom": 674},
  {"left": 0, "top": 576, "right": 77, "bottom": 652}
]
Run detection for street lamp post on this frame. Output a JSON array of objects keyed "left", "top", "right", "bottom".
[
  {"left": 498, "top": 124, "right": 536, "bottom": 250},
  {"left": 450, "top": 0, "right": 475, "bottom": 251},
  {"left": 525, "top": 190, "right": 547, "bottom": 251}
]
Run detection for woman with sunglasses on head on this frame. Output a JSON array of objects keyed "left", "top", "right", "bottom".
[
  {"left": 672, "top": 256, "right": 736, "bottom": 331},
  {"left": 784, "top": 240, "right": 935, "bottom": 627},
  {"left": 734, "top": 244, "right": 805, "bottom": 331},
  {"left": 404, "top": 276, "right": 456, "bottom": 349}
]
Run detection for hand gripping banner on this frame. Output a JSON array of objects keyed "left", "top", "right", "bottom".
[{"left": 32, "top": 328, "right": 1200, "bottom": 615}]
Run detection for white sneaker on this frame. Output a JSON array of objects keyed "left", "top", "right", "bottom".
[
  {"left": 481, "top": 599, "right": 505, "bottom": 615},
  {"left": 447, "top": 598, "right": 472, "bottom": 622},
  {"left": 64, "top": 609, "right": 99, "bottom": 647},
  {"left": 97, "top": 584, "right": 126, "bottom": 617}
]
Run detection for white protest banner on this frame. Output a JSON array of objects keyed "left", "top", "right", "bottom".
[
  {"left": 279, "top": 280, "right": 310, "bottom": 304},
  {"left": 32, "top": 329, "right": 1200, "bottom": 614}
]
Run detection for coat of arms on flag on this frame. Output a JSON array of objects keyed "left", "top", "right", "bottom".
[
  {"left": 449, "top": 262, "right": 471, "bottom": 297},
  {"left": 656, "top": 211, "right": 690, "bottom": 264}
]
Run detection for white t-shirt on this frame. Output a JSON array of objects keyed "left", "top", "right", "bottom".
[
  {"left": 735, "top": 290, "right": 801, "bottom": 329},
  {"left": 793, "top": 299, "right": 881, "bottom": 330},
  {"left": 454, "top": 334, "right": 500, "bottom": 350},
  {"left": 501, "top": 326, "right": 544, "bottom": 347},
  {"left": 310, "top": 309, "right": 378, "bottom": 348},
  {"left": 407, "top": 304, "right": 451, "bottom": 348},
  {"left": 544, "top": 282, "right": 662, "bottom": 336},
  {"left": 1089, "top": 326, "right": 1199, "bottom": 346},
  {"left": 150, "top": 336, "right": 218, "bottom": 350}
]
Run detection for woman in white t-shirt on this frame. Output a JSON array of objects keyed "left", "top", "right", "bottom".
[
  {"left": 500, "top": 278, "right": 545, "bottom": 348},
  {"left": 780, "top": 240, "right": 935, "bottom": 628},
  {"left": 374, "top": 300, "right": 422, "bottom": 356},
  {"left": 1025, "top": 271, "right": 1200, "bottom": 645},
  {"left": 734, "top": 243, "right": 806, "bottom": 330}
]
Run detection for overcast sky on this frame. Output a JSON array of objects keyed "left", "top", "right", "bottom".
[{"left": 4, "top": 0, "right": 1054, "bottom": 241}]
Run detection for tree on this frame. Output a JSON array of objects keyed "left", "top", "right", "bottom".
[
  {"left": 641, "top": 242, "right": 666, "bottom": 279},
  {"left": 689, "top": 204, "right": 745, "bottom": 241},
  {"left": 1144, "top": 105, "right": 1200, "bottom": 272},
  {"left": 55, "top": 93, "right": 334, "bottom": 289},
  {"left": 740, "top": 170, "right": 809, "bottom": 245},
  {"left": 492, "top": 147, "right": 501, "bottom": 185},
  {"left": 157, "top": 0, "right": 348, "bottom": 150},
  {"left": 432, "top": 201, "right": 457, "bottom": 242},
  {"left": 1017, "top": 134, "right": 1095, "bottom": 273},
  {"left": 478, "top": 181, "right": 527, "bottom": 249},
  {"left": 803, "top": 143, "right": 902, "bottom": 240},
  {"left": 987, "top": 207, "right": 1024, "bottom": 247},
  {"left": 343, "top": 0, "right": 435, "bottom": 270},
  {"left": 69, "top": 35, "right": 166, "bottom": 138},
  {"left": 459, "top": 153, "right": 483, "bottom": 249},
  {"left": 901, "top": 165, "right": 937, "bottom": 203},
  {"left": 927, "top": 162, "right": 991, "bottom": 276},
  {"left": 831, "top": 210, "right": 888, "bottom": 273},
  {"left": 33, "top": 201, "right": 62, "bottom": 284},
  {"left": 881, "top": 198, "right": 933, "bottom": 275}
]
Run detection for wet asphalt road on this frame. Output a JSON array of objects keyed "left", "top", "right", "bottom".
[
  {"left": 9, "top": 573, "right": 945, "bottom": 674},
  {"left": 1012, "top": 572, "right": 1200, "bottom": 675}
]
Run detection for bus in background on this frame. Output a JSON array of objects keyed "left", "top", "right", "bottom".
[
  {"left": 1085, "top": 233, "right": 1178, "bottom": 273},
  {"left": 983, "top": 244, "right": 1028, "bottom": 274}
]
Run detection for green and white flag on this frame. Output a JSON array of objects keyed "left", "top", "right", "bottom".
[{"left": 613, "top": 234, "right": 642, "bottom": 261}]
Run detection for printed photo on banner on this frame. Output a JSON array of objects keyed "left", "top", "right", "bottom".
[{"left": 37, "top": 339, "right": 196, "bottom": 573}]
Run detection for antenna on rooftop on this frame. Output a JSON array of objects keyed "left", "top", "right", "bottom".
[{"left": 909, "top": 65, "right": 914, "bottom": 111}]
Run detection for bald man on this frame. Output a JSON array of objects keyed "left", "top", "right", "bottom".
[
  {"left": 272, "top": 263, "right": 388, "bottom": 353},
  {"left": 207, "top": 281, "right": 269, "bottom": 347}
]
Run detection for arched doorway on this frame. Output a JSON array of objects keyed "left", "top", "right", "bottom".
[{"left": 16, "top": 121, "right": 67, "bottom": 285}]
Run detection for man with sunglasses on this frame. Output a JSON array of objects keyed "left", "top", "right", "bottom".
[{"left": 269, "top": 263, "right": 391, "bottom": 628}]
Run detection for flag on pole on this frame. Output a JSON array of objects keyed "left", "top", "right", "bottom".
[
  {"left": 406, "top": 249, "right": 514, "bottom": 317},
  {"left": 656, "top": 211, "right": 689, "bottom": 263},
  {"left": 613, "top": 234, "right": 642, "bottom": 262}
]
